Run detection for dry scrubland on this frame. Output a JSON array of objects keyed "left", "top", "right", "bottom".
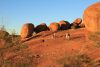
[{"left": 0, "top": 2, "right": 100, "bottom": 67}]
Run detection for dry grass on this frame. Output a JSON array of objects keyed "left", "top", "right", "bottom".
[
  {"left": 0, "top": 26, "right": 41, "bottom": 67},
  {"left": 88, "top": 32, "right": 100, "bottom": 48},
  {"left": 57, "top": 53, "right": 98, "bottom": 67}
]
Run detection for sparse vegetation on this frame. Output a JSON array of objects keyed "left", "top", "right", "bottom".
[
  {"left": 71, "top": 25, "right": 77, "bottom": 29},
  {"left": 70, "top": 24, "right": 80, "bottom": 29},
  {"left": 57, "top": 53, "right": 97, "bottom": 67},
  {"left": 0, "top": 25, "right": 36, "bottom": 67},
  {"left": 88, "top": 32, "right": 100, "bottom": 48}
]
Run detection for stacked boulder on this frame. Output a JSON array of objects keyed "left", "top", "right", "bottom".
[
  {"left": 59, "top": 20, "right": 70, "bottom": 30},
  {"left": 71, "top": 18, "right": 82, "bottom": 29},
  {"left": 49, "top": 22, "right": 60, "bottom": 32},
  {"left": 34, "top": 23, "right": 49, "bottom": 33},
  {"left": 20, "top": 23, "right": 34, "bottom": 39}
]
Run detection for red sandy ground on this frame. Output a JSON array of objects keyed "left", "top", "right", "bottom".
[
  {"left": 24, "top": 28, "right": 100, "bottom": 67},
  {"left": 0, "top": 28, "right": 100, "bottom": 67}
]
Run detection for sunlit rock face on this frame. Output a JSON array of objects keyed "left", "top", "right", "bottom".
[
  {"left": 20, "top": 23, "right": 34, "bottom": 39},
  {"left": 49, "top": 22, "right": 60, "bottom": 32},
  {"left": 73, "top": 18, "right": 82, "bottom": 25},
  {"left": 83, "top": 2, "right": 100, "bottom": 32},
  {"left": 70, "top": 18, "right": 82, "bottom": 29}
]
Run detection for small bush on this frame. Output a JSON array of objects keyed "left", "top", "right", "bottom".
[
  {"left": 57, "top": 53, "right": 93, "bottom": 67},
  {"left": 71, "top": 25, "right": 80, "bottom": 29},
  {"left": 0, "top": 26, "right": 31, "bottom": 66},
  {"left": 88, "top": 32, "right": 100, "bottom": 48},
  {"left": 95, "top": 32, "right": 100, "bottom": 35},
  {"left": 94, "top": 41, "right": 100, "bottom": 48},
  {"left": 14, "top": 63, "right": 31, "bottom": 67}
]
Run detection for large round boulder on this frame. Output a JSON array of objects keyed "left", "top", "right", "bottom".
[
  {"left": 83, "top": 2, "right": 100, "bottom": 32},
  {"left": 35, "top": 23, "right": 49, "bottom": 33},
  {"left": 20, "top": 23, "right": 34, "bottom": 38},
  {"left": 59, "top": 20, "right": 70, "bottom": 30},
  {"left": 49, "top": 22, "right": 60, "bottom": 32}
]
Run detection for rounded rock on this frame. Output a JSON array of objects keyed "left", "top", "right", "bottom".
[
  {"left": 20, "top": 23, "right": 34, "bottom": 38},
  {"left": 83, "top": 2, "right": 100, "bottom": 32},
  {"left": 35, "top": 23, "right": 49, "bottom": 33},
  {"left": 59, "top": 20, "right": 70, "bottom": 30},
  {"left": 49, "top": 22, "right": 60, "bottom": 32}
]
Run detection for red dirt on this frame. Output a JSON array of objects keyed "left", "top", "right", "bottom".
[
  {"left": 1, "top": 28, "right": 100, "bottom": 67},
  {"left": 24, "top": 28, "right": 100, "bottom": 67}
]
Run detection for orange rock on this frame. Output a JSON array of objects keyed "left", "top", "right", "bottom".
[
  {"left": 83, "top": 2, "right": 100, "bottom": 32},
  {"left": 49, "top": 22, "right": 60, "bottom": 32},
  {"left": 20, "top": 23, "right": 34, "bottom": 39},
  {"left": 70, "top": 23, "right": 79, "bottom": 29},
  {"left": 35, "top": 23, "right": 49, "bottom": 33},
  {"left": 73, "top": 18, "right": 82, "bottom": 25},
  {"left": 59, "top": 20, "right": 70, "bottom": 30},
  {"left": 70, "top": 18, "right": 82, "bottom": 29},
  {"left": 79, "top": 23, "right": 85, "bottom": 28}
]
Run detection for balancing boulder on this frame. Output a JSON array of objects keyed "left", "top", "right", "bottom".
[
  {"left": 73, "top": 18, "right": 82, "bottom": 25},
  {"left": 71, "top": 18, "right": 82, "bottom": 29}
]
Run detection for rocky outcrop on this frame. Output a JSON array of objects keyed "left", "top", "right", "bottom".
[
  {"left": 20, "top": 23, "right": 34, "bottom": 39},
  {"left": 71, "top": 18, "right": 82, "bottom": 29},
  {"left": 59, "top": 20, "right": 70, "bottom": 30},
  {"left": 73, "top": 18, "right": 82, "bottom": 25},
  {"left": 35, "top": 23, "right": 49, "bottom": 33},
  {"left": 70, "top": 23, "right": 79, "bottom": 29},
  {"left": 83, "top": 2, "right": 100, "bottom": 32},
  {"left": 49, "top": 22, "right": 60, "bottom": 32}
]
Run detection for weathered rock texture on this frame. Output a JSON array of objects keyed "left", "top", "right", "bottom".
[
  {"left": 35, "top": 23, "right": 49, "bottom": 33},
  {"left": 20, "top": 23, "right": 34, "bottom": 38},
  {"left": 73, "top": 18, "right": 82, "bottom": 25},
  {"left": 49, "top": 22, "right": 60, "bottom": 32},
  {"left": 83, "top": 2, "right": 100, "bottom": 32},
  {"left": 59, "top": 20, "right": 70, "bottom": 30},
  {"left": 71, "top": 18, "right": 82, "bottom": 29}
]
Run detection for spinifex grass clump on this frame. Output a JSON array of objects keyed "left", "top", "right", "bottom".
[
  {"left": 0, "top": 30, "right": 9, "bottom": 40},
  {"left": 88, "top": 32, "right": 100, "bottom": 48},
  {"left": 0, "top": 32, "right": 35, "bottom": 67},
  {"left": 57, "top": 53, "right": 96, "bottom": 67},
  {"left": 0, "top": 27, "right": 33, "bottom": 67}
]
